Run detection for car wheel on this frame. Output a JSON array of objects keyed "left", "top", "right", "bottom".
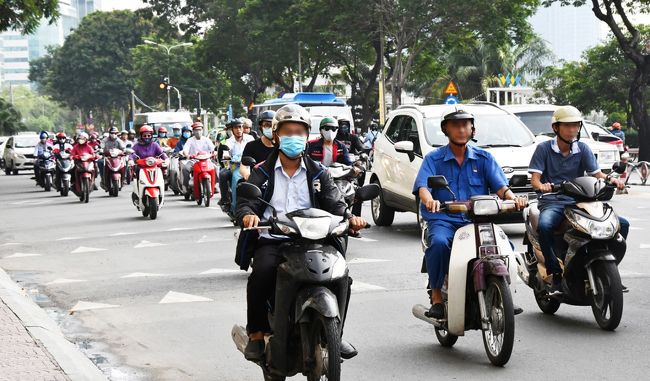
[{"left": 370, "top": 179, "right": 395, "bottom": 226}]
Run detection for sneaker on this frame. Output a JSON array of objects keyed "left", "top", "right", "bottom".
[
  {"left": 549, "top": 274, "right": 563, "bottom": 296},
  {"left": 244, "top": 339, "right": 265, "bottom": 362},
  {"left": 424, "top": 303, "right": 445, "bottom": 319}
]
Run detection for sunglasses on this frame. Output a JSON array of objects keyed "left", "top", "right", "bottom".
[{"left": 321, "top": 126, "right": 338, "bottom": 132}]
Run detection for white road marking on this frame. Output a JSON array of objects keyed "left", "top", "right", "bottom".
[
  {"left": 349, "top": 236, "right": 378, "bottom": 242},
  {"left": 197, "top": 235, "right": 230, "bottom": 243},
  {"left": 199, "top": 268, "right": 240, "bottom": 275},
  {"left": 10, "top": 200, "right": 49, "bottom": 205},
  {"left": 351, "top": 281, "right": 386, "bottom": 293},
  {"left": 56, "top": 237, "right": 82, "bottom": 241},
  {"left": 166, "top": 227, "right": 193, "bottom": 232},
  {"left": 70, "top": 301, "right": 119, "bottom": 312},
  {"left": 46, "top": 278, "right": 87, "bottom": 285},
  {"left": 626, "top": 217, "right": 644, "bottom": 222},
  {"left": 630, "top": 227, "right": 644, "bottom": 230},
  {"left": 121, "top": 272, "right": 167, "bottom": 278},
  {"left": 0, "top": 242, "right": 23, "bottom": 247},
  {"left": 347, "top": 258, "right": 390, "bottom": 264},
  {"left": 619, "top": 271, "right": 648, "bottom": 278},
  {"left": 109, "top": 232, "right": 137, "bottom": 237},
  {"left": 71, "top": 246, "right": 107, "bottom": 254},
  {"left": 640, "top": 244, "right": 650, "bottom": 249},
  {"left": 4, "top": 253, "right": 42, "bottom": 259},
  {"left": 133, "top": 240, "right": 167, "bottom": 249},
  {"left": 159, "top": 291, "right": 213, "bottom": 304}
]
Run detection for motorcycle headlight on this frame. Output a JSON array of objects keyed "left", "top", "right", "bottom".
[
  {"left": 331, "top": 220, "right": 350, "bottom": 236},
  {"left": 145, "top": 157, "right": 156, "bottom": 167},
  {"left": 566, "top": 210, "right": 619, "bottom": 239},
  {"left": 292, "top": 217, "right": 331, "bottom": 240},
  {"left": 472, "top": 199, "right": 499, "bottom": 216},
  {"left": 330, "top": 255, "right": 348, "bottom": 278}
]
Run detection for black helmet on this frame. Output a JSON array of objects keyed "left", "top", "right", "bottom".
[
  {"left": 108, "top": 126, "right": 119, "bottom": 134},
  {"left": 440, "top": 105, "right": 475, "bottom": 141},
  {"left": 370, "top": 122, "right": 379, "bottom": 131},
  {"left": 259, "top": 110, "right": 276, "bottom": 124}
]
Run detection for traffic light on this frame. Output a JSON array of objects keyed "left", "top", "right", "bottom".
[{"left": 159, "top": 76, "right": 169, "bottom": 90}]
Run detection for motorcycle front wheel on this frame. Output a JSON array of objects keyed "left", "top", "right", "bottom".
[
  {"left": 481, "top": 276, "right": 515, "bottom": 366},
  {"left": 149, "top": 196, "right": 159, "bottom": 220},
  {"left": 44, "top": 174, "right": 52, "bottom": 192},
  {"left": 61, "top": 180, "right": 69, "bottom": 197},
  {"left": 111, "top": 178, "right": 120, "bottom": 197},
  {"left": 306, "top": 314, "right": 341, "bottom": 381},
  {"left": 202, "top": 178, "right": 211, "bottom": 207},
  {"left": 82, "top": 178, "right": 90, "bottom": 203},
  {"left": 589, "top": 261, "right": 623, "bottom": 331}
]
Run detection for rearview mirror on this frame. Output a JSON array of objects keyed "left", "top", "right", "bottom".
[
  {"left": 427, "top": 175, "right": 449, "bottom": 189},
  {"left": 612, "top": 161, "right": 626, "bottom": 174},
  {"left": 355, "top": 184, "right": 381, "bottom": 201},
  {"left": 394, "top": 140, "right": 415, "bottom": 162},
  {"left": 241, "top": 156, "right": 256, "bottom": 167},
  {"left": 125, "top": 148, "right": 134, "bottom": 154},
  {"left": 221, "top": 145, "right": 230, "bottom": 151},
  {"left": 509, "top": 174, "right": 528, "bottom": 188},
  {"left": 237, "top": 182, "right": 262, "bottom": 199}
]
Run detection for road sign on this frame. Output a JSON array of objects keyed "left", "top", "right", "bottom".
[
  {"left": 445, "top": 95, "right": 458, "bottom": 105},
  {"left": 444, "top": 81, "right": 459, "bottom": 95}
]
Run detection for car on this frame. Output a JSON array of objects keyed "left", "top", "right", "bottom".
[
  {"left": 370, "top": 102, "right": 538, "bottom": 226},
  {"left": 2, "top": 134, "right": 39, "bottom": 175},
  {"left": 0, "top": 137, "right": 8, "bottom": 170},
  {"left": 584, "top": 121, "right": 625, "bottom": 153},
  {"left": 503, "top": 104, "right": 620, "bottom": 173}
]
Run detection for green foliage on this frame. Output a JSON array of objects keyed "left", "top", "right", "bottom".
[
  {"left": 0, "top": 86, "right": 78, "bottom": 133},
  {"left": 0, "top": 0, "right": 59, "bottom": 34},
  {"left": 0, "top": 97, "right": 25, "bottom": 135}
]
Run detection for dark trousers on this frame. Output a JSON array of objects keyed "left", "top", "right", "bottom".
[
  {"left": 351, "top": 171, "right": 366, "bottom": 216},
  {"left": 219, "top": 168, "right": 232, "bottom": 204},
  {"left": 538, "top": 204, "right": 630, "bottom": 275},
  {"left": 247, "top": 241, "right": 284, "bottom": 333}
]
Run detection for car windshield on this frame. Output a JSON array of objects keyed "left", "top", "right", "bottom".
[
  {"left": 423, "top": 114, "right": 535, "bottom": 147},
  {"left": 14, "top": 136, "right": 38, "bottom": 148},
  {"left": 516, "top": 111, "right": 588, "bottom": 139}
]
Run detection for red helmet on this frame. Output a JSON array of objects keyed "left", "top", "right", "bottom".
[
  {"left": 89, "top": 132, "right": 99, "bottom": 139},
  {"left": 140, "top": 125, "right": 154, "bottom": 134},
  {"left": 158, "top": 126, "right": 167, "bottom": 134},
  {"left": 612, "top": 122, "right": 621, "bottom": 129},
  {"left": 191, "top": 122, "right": 204, "bottom": 130},
  {"left": 56, "top": 132, "right": 66, "bottom": 139}
]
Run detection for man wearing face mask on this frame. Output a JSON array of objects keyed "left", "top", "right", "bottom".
[
  {"left": 218, "top": 119, "right": 254, "bottom": 208},
  {"left": 236, "top": 103, "right": 367, "bottom": 362},
  {"left": 168, "top": 124, "right": 182, "bottom": 149},
  {"left": 179, "top": 122, "right": 216, "bottom": 190},
  {"left": 98, "top": 126, "right": 126, "bottom": 189},
  {"left": 307, "top": 117, "right": 352, "bottom": 166},
  {"left": 240, "top": 111, "right": 276, "bottom": 180},
  {"left": 336, "top": 117, "right": 365, "bottom": 155}
]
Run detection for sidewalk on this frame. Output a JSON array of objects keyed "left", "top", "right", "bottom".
[{"left": 0, "top": 267, "right": 107, "bottom": 381}]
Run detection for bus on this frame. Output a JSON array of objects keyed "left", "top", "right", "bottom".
[{"left": 252, "top": 92, "right": 355, "bottom": 136}]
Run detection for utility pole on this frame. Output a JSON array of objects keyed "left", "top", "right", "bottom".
[
  {"left": 378, "top": 15, "right": 386, "bottom": 126},
  {"left": 298, "top": 41, "right": 303, "bottom": 92},
  {"left": 144, "top": 40, "right": 193, "bottom": 111},
  {"left": 130, "top": 90, "right": 136, "bottom": 131}
]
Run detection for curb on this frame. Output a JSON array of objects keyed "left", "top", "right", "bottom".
[{"left": 0, "top": 267, "right": 107, "bottom": 381}]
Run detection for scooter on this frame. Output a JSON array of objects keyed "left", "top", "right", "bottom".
[
  {"left": 131, "top": 156, "right": 165, "bottom": 220},
  {"left": 53, "top": 147, "right": 73, "bottom": 197},
  {"left": 328, "top": 157, "right": 366, "bottom": 209},
  {"left": 512, "top": 165, "right": 627, "bottom": 331},
  {"left": 177, "top": 154, "right": 195, "bottom": 201},
  {"left": 101, "top": 148, "right": 126, "bottom": 197},
  {"left": 37, "top": 148, "right": 56, "bottom": 192},
  {"left": 232, "top": 182, "right": 380, "bottom": 381},
  {"left": 412, "top": 175, "right": 518, "bottom": 366},
  {"left": 72, "top": 153, "right": 97, "bottom": 203},
  {"left": 219, "top": 148, "right": 242, "bottom": 223},
  {"left": 191, "top": 151, "right": 217, "bottom": 207}
]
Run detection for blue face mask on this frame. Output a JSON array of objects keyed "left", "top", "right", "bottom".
[
  {"left": 279, "top": 135, "right": 306, "bottom": 159},
  {"left": 174, "top": 131, "right": 181, "bottom": 138},
  {"left": 141, "top": 138, "right": 152, "bottom": 145},
  {"left": 182, "top": 132, "right": 191, "bottom": 139},
  {"left": 262, "top": 127, "right": 273, "bottom": 140}
]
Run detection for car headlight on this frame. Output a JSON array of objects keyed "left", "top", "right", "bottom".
[
  {"left": 331, "top": 220, "right": 350, "bottom": 236},
  {"left": 566, "top": 210, "right": 619, "bottom": 239},
  {"left": 472, "top": 199, "right": 499, "bottom": 216},
  {"left": 292, "top": 216, "right": 331, "bottom": 240}
]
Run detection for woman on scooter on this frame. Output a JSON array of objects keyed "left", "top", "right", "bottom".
[
  {"left": 413, "top": 106, "right": 527, "bottom": 319},
  {"left": 128, "top": 125, "right": 168, "bottom": 178}
]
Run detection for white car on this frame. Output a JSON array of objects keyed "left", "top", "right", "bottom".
[
  {"left": 503, "top": 104, "right": 620, "bottom": 173},
  {"left": 370, "top": 103, "right": 537, "bottom": 226},
  {"left": 2, "top": 134, "right": 39, "bottom": 175}
]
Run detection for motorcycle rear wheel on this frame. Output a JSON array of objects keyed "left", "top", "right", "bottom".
[
  {"left": 482, "top": 276, "right": 515, "bottom": 367},
  {"left": 111, "top": 178, "right": 120, "bottom": 197},
  {"left": 434, "top": 325, "right": 458, "bottom": 348},
  {"left": 589, "top": 261, "right": 623, "bottom": 331},
  {"left": 306, "top": 314, "right": 341, "bottom": 381},
  {"left": 534, "top": 289, "right": 561, "bottom": 315}
]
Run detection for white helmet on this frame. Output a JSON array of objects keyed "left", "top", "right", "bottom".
[
  {"left": 551, "top": 105, "right": 583, "bottom": 124},
  {"left": 272, "top": 104, "right": 311, "bottom": 132}
]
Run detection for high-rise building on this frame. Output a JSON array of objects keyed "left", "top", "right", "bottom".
[
  {"left": 0, "top": 0, "right": 102, "bottom": 87},
  {"left": 529, "top": 2, "right": 608, "bottom": 63}
]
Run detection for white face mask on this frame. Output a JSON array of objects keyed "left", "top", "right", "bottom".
[{"left": 322, "top": 129, "right": 337, "bottom": 142}]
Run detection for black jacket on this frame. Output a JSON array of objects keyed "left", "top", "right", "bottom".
[{"left": 234, "top": 149, "right": 348, "bottom": 270}]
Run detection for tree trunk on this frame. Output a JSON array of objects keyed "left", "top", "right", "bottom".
[{"left": 630, "top": 65, "right": 650, "bottom": 161}]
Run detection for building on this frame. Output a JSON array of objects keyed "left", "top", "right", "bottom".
[{"left": 0, "top": 0, "right": 102, "bottom": 87}]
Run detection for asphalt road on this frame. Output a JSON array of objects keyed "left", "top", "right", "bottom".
[{"left": 1, "top": 171, "right": 649, "bottom": 380}]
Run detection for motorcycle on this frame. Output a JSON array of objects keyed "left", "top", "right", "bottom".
[
  {"left": 191, "top": 151, "right": 217, "bottom": 207},
  {"left": 328, "top": 155, "right": 367, "bottom": 208},
  {"left": 53, "top": 147, "right": 73, "bottom": 197},
  {"left": 512, "top": 164, "right": 627, "bottom": 331},
  {"left": 219, "top": 147, "right": 241, "bottom": 223},
  {"left": 37, "top": 148, "right": 56, "bottom": 192},
  {"left": 101, "top": 148, "right": 126, "bottom": 197},
  {"left": 412, "top": 175, "right": 518, "bottom": 366},
  {"left": 72, "top": 153, "right": 97, "bottom": 203},
  {"left": 161, "top": 147, "right": 173, "bottom": 191},
  {"left": 131, "top": 155, "right": 165, "bottom": 220},
  {"left": 168, "top": 153, "right": 183, "bottom": 196},
  {"left": 231, "top": 181, "right": 380, "bottom": 381}
]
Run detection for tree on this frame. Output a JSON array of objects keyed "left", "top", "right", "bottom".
[
  {"left": 544, "top": 0, "right": 650, "bottom": 159},
  {"left": 0, "top": 0, "right": 59, "bottom": 34},
  {"left": 1, "top": 86, "right": 78, "bottom": 133},
  {"left": 0, "top": 97, "right": 25, "bottom": 135}
]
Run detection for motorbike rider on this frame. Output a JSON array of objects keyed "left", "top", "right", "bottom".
[
  {"left": 168, "top": 124, "right": 182, "bottom": 149},
  {"left": 157, "top": 126, "right": 170, "bottom": 147},
  {"left": 528, "top": 106, "right": 629, "bottom": 295},
  {"left": 413, "top": 106, "right": 527, "bottom": 319},
  {"left": 70, "top": 132, "right": 97, "bottom": 185},
  {"left": 308, "top": 117, "right": 352, "bottom": 167},
  {"left": 240, "top": 111, "right": 276, "bottom": 180},
  {"left": 173, "top": 125, "right": 192, "bottom": 154},
  {"left": 128, "top": 125, "right": 168, "bottom": 178},
  {"left": 127, "top": 130, "right": 136, "bottom": 147},
  {"left": 98, "top": 126, "right": 126, "bottom": 189},
  {"left": 180, "top": 122, "right": 216, "bottom": 189},
  {"left": 236, "top": 103, "right": 366, "bottom": 362},
  {"left": 610, "top": 121, "right": 625, "bottom": 143},
  {"left": 33, "top": 131, "right": 53, "bottom": 185},
  {"left": 53, "top": 132, "right": 72, "bottom": 152},
  {"left": 242, "top": 117, "right": 258, "bottom": 139},
  {"left": 363, "top": 122, "right": 380, "bottom": 150},
  {"left": 217, "top": 119, "right": 254, "bottom": 208},
  {"left": 336, "top": 117, "right": 365, "bottom": 155}
]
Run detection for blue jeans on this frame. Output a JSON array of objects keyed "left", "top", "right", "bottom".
[
  {"left": 538, "top": 204, "right": 630, "bottom": 275},
  {"left": 424, "top": 219, "right": 468, "bottom": 289}
]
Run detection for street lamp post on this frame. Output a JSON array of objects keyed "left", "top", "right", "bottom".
[{"left": 144, "top": 40, "right": 193, "bottom": 111}]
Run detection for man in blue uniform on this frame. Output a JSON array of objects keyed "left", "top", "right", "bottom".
[{"left": 413, "top": 106, "right": 527, "bottom": 319}]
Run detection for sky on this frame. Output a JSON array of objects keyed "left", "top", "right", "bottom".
[{"left": 99, "top": 0, "right": 145, "bottom": 11}]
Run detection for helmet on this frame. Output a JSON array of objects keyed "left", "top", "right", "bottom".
[
  {"left": 370, "top": 122, "right": 379, "bottom": 131},
  {"left": 612, "top": 122, "right": 622, "bottom": 129},
  {"left": 158, "top": 126, "right": 167, "bottom": 134},
  {"left": 320, "top": 117, "right": 338, "bottom": 129},
  {"left": 272, "top": 104, "right": 311, "bottom": 132},
  {"left": 182, "top": 125, "right": 192, "bottom": 133},
  {"left": 139, "top": 125, "right": 154, "bottom": 134},
  {"left": 39, "top": 131, "right": 49, "bottom": 140},
  {"left": 191, "top": 122, "right": 204, "bottom": 130},
  {"left": 108, "top": 126, "right": 119, "bottom": 134},
  {"left": 120, "top": 129, "right": 128, "bottom": 135},
  {"left": 551, "top": 106, "right": 583, "bottom": 124},
  {"left": 77, "top": 132, "right": 89, "bottom": 142},
  {"left": 226, "top": 118, "right": 243, "bottom": 129},
  {"left": 56, "top": 132, "right": 66, "bottom": 139},
  {"left": 172, "top": 124, "right": 182, "bottom": 131},
  {"left": 259, "top": 110, "right": 276, "bottom": 124},
  {"left": 440, "top": 105, "right": 475, "bottom": 140},
  {"left": 128, "top": 129, "right": 136, "bottom": 135}
]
